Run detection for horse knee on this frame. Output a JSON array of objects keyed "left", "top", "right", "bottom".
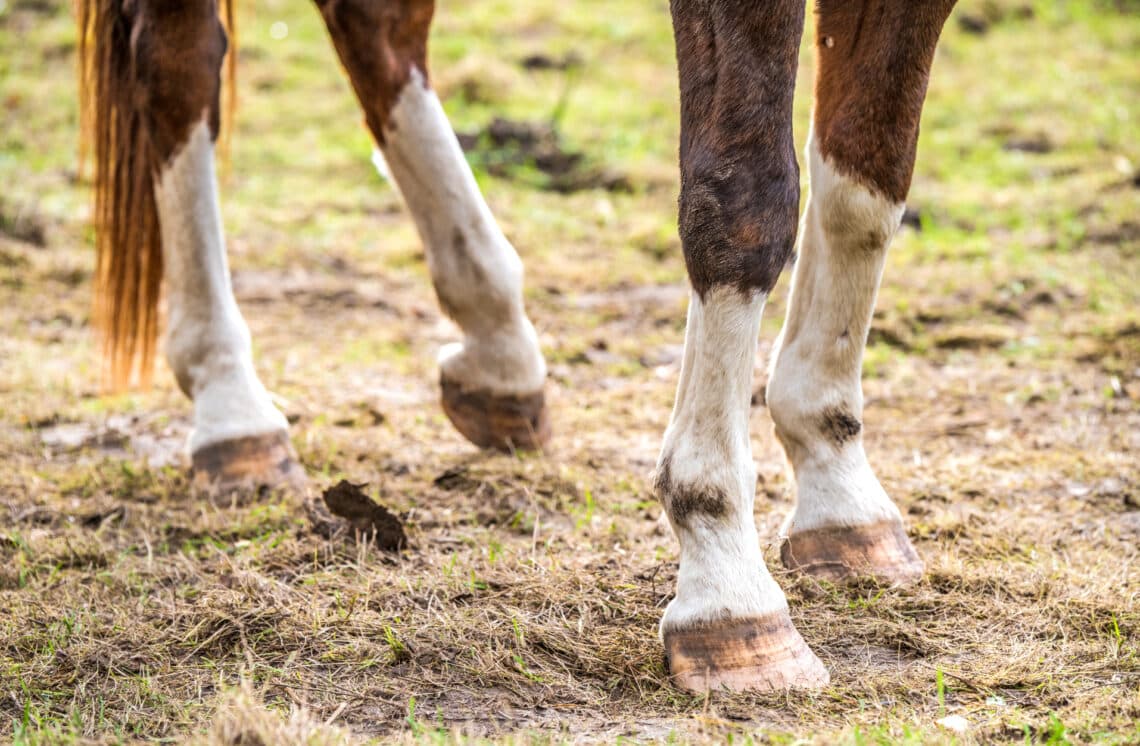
[{"left": 678, "top": 149, "right": 799, "bottom": 297}]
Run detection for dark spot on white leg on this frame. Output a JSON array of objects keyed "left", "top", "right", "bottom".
[
  {"left": 655, "top": 455, "right": 731, "bottom": 526},
  {"left": 820, "top": 405, "right": 861, "bottom": 446}
]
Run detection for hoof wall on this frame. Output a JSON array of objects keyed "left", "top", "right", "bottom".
[
  {"left": 781, "top": 519, "right": 923, "bottom": 586},
  {"left": 440, "top": 375, "right": 550, "bottom": 452},
  {"left": 664, "top": 611, "right": 829, "bottom": 693},
  {"left": 191, "top": 431, "right": 305, "bottom": 493}
]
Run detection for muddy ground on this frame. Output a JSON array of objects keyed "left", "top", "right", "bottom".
[{"left": 1, "top": 0, "right": 1138, "bottom": 743}]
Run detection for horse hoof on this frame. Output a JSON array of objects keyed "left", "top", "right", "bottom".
[
  {"left": 780, "top": 519, "right": 923, "bottom": 586},
  {"left": 440, "top": 374, "right": 550, "bottom": 452},
  {"left": 191, "top": 431, "right": 306, "bottom": 493},
  {"left": 664, "top": 611, "right": 830, "bottom": 693}
]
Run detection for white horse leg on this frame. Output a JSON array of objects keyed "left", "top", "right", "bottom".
[
  {"left": 380, "top": 74, "right": 549, "bottom": 451},
  {"left": 156, "top": 121, "right": 298, "bottom": 490},
  {"left": 317, "top": 0, "right": 549, "bottom": 452},
  {"left": 766, "top": 138, "right": 920, "bottom": 583},
  {"left": 99, "top": 2, "right": 301, "bottom": 491},
  {"left": 657, "top": 288, "right": 829, "bottom": 692},
  {"left": 766, "top": 0, "right": 954, "bottom": 582}
]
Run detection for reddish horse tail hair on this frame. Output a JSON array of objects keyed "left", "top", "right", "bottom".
[{"left": 76, "top": 0, "right": 237, "bottom": 391}]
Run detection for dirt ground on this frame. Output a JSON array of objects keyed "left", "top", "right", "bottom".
[{"left": 1, "top": 0, "right": 1138, "bottom": 743}]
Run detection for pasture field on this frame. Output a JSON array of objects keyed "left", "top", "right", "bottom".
[{"left": 2, "top": 0, "right": 1139, "bottom": 742}]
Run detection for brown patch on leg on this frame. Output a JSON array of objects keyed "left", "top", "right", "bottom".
[
  {"left": 77, "top": 0, "right": 230, "bottom": 389},
  {"left": 314, "top": 0, "right": 435, "bottom": 144},
  {"left": 813, "top": 0, "right": 957, "bottom": 202},
  {"left": 191, "top": 431, "right": 305, "bottom": 493},
  {"left": 440, "top": 375, "right": 550, "bottom": 453},
  {"left": 820, "top": 406, "right": 862, "bottom": 447},
  {"left": 670, "top": 0, "right": 805, "bottom": 297},
  {"left": 781, "top": 519, "right": 924, "bottom": 585},
  {"left": 664, "top": 611, "right": 829, "bottom": 693}
]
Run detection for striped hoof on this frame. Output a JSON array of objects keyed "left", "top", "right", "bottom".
[
  {"left": 664, "top": 611, "right": 830, "bottom": 693},
  {"left": 440, "top": 374, "right": 550, "bottom": 452},
  {"left": 781, "top": 519, "right": 923, "bottom": 586},
  {"left": 191, "top": 431, "right": 306, "bottom": 493}
]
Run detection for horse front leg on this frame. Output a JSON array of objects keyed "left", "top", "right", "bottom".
[
  {"left": 767, "top": 0, "right": 956, "bottom": 585},
  {"left": 657, "top": 0, "right": 828, "bottom": 693}
]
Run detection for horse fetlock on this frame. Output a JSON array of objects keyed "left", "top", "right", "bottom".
[
  {"left": 661, "top": 531, "right": 827, "bottom": 692},
  {"left": 181, "top": 350, "right": 289, "bottom": 455},
  {"left": 437, "top": 321, "right": 549, "bottom": 451},
  {"left": 437, "top": 319, "right": 546, "bottom": 397},
  {"left": 165, "top": 303, "right": 249, "bottom": 394},
  {"left": 765, "top": 350, "right": 847, "bottom": 459}
]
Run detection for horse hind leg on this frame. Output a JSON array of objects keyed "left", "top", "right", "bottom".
[
  {"left": 315, "top": 0, "right": 550, "bottom": 452},
  {"left": 765, "top": 0, "right": 956, "bottom": 584},
  {"left": 80, "top": 0, "right": 301, "bottom": 491}
]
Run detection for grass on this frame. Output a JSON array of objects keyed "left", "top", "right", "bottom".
[{"left": 1, "top": 0, "right": 1139, "bottom": 743}]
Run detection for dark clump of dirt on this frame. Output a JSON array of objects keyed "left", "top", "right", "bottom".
[
  {"left": 932, "top": 323, "right": 1015, "bottom": 350},
  {"left": 0, "top": 198, "right": 47, "bottom": 247},
  {"left": 457, "top": 118, "right": 631, "bottom": 194},
  {"left": 957, "top": 2, "right": 1035, "bottom": 35},
  {"left": 1075, "top": 319, "right": 1140, "bottom": 375},
  {"left": 80, "top": 505, "right": 127, "bottom": 530},
  {"left": 1085, "top": 220, "right": 1140, "bottom": 247},
  {"left": 900, "top": 205, "right": 925, "bottom": 231},
  {"left": 1002, "top": 133, "right": 1054, "bottom": 154},
  {"left": 434, "top": 465, "right": 481, "bottom": 492},
  {"left": 519, "top": 52, "right": 583, "bottom": 71},
  {"left": 310, "top": 480, "right": 407, "bottom": 550},
  {"left": 957, "top": 13, "right": 991, "bottom": 34},
  {"left": 867, "top": 324, "right": 914, "bottom": 351}
]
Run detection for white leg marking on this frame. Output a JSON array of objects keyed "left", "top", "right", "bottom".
[
  {"left": 381, "top": 72, "right": 545, "bottom": 396},
  {"left": 767, "top": 135, "right": 906, "bottom": 534},
  {"left": 155, "top": 120, "right": 288, "bottom": 453},
  {"left": 658, "top": 287, "right": 788, "bottom": 633}
]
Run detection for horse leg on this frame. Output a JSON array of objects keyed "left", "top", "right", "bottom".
[
  {"left": 656, "top": 0, "right": 827, "bottom": 692},
  {"left": 766, "top": 0, "right": 956, "bottom": 583},
  {"left": 315, "top": 0, "right": 549, "bottom": 452},
  {"left": 135, "top": 2, "right": 299, "bottom": 489}
]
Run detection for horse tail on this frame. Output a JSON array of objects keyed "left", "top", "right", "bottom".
[
  {"left": 76, "top": 0, "right": 238, "bottom": 390},
  {"left": 219, "top": 0, "right": 238, "bottom": 161}
]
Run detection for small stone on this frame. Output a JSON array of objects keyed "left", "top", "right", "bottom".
[{"left": 937, "top": 714, "right": 969, "bottom": 734}]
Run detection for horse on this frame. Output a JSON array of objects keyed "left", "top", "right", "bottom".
[{"left": 75, "top": 0, "right": 958, "bottom": 692}]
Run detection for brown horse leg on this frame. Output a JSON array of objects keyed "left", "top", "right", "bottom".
[
  {"left": 767, "top": 0, "right": 956, "bottom": 584},
  {"left": 656, "top": 0, "right": 828, "bottom": 693},
  {"left": 314, "top": 0, "right": 549, "bottom": 452}
]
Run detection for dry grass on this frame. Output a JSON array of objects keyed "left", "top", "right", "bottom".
[
  {"left": 186, "top": 688, "right": 354, "bottom": 746},
  {"left": 2, "top": 0, "right": 1139, "bottom": 743}
]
